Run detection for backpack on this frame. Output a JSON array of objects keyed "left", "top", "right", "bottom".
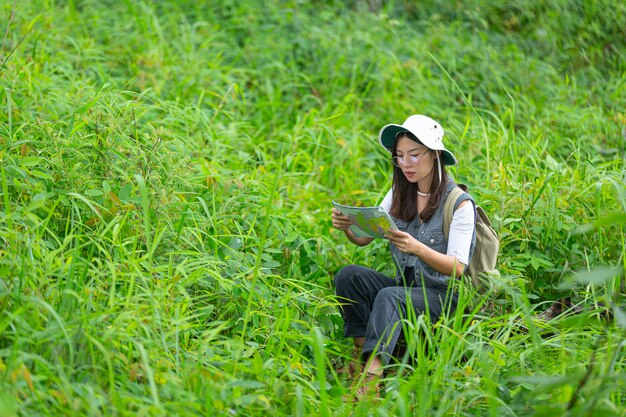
[{"left": 443, "top": 185, "right": 500, "bottom": 292}]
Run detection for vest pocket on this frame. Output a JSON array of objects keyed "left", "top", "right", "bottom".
[{"left": 419, "top": 230, "right": 446, "bottom": 250}]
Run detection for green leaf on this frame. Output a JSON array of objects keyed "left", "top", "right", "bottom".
[
  {"left": 262, "top": 260, "right": 281, "bottom": 268},
  {"left": 30, "top": 169, "right": 53, "bottom": 180},
  {"left": 85, "top": 189, "right": 104, "bottom": 197},
  {"left": 19, "top": 157, "right": 42, "bottom": 167},
  {"left": 572, "top": 267, "right": 622, "bottom": 284},
  {"left": 228, "top": 237, "right": 243, "bottom": 250},
  {"left": 227, "top": 380, "right": 265, "bottom": 389},
  {"left": 118, "top": 184, "right": 132, "bottom": 201},
  {"left": 511, "top": 373, "right": 581, "bottom": 389},
  {"left": 253, "top": 352, "right": 264, "bottom": 376},
  {"left": 27, "top": 193, "right": 47, "bottom": 210},
  {"left": 285, "top": 231, "right": 300, "bottom": 243},
  {"left": 559, "top": 266, "right": 623, "bottom": 289},
  {"left": 32, "top": 193, "right": 46, "bottom": 202}
]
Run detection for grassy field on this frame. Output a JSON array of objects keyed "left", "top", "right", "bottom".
[{"left": 1, "top": 0, "right": 625, "bottom": 416}]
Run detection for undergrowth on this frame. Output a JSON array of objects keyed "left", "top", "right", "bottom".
[{"left": 0, "top": 0, "right": 624, "bottom": 416}]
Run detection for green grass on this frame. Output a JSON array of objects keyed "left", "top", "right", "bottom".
[{"left": 1, "top": 0, "right": 625, "bottom": 415}]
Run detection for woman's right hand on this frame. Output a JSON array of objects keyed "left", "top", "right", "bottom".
[{"left": 332, "top": 208, "right": 353, "bottom": 232}]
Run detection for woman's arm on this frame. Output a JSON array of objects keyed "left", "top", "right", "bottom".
[
  {"left": 332, "top": 208, "right": 374, "bottom": 246},
  {"left": 385, "top": 231, "right": 465, "bottom": 276},
  {"left": 384, "top": 200, "right": 474, "bottom": 277},
  {"left": 345, "top": 229, "right": 375, "bottom": 247},
  {"left": 412, "top": 242, "right": 465, "bottom": 277}
]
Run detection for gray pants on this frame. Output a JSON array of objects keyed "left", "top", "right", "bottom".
[{"left": 334, "top": 264, "right": 457, "bottom": 365}]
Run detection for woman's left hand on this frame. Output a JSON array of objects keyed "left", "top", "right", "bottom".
[{"left": 384, "top": 229, "right": 421, "bottom": 255}]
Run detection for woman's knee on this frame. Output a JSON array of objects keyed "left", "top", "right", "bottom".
[
  {"left": 373, "top": 287, "right": 404, "bottom": 306},
  {"left": 333, "top": 264, "right": 366, "bottom": 290}
]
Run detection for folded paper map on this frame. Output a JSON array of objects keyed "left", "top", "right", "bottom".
[{"left": 332, "top": 201, "right": 398, "bottom": 239}]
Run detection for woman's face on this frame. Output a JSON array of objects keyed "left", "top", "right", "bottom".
[{"left": 394, "top": 137, "right": 436, "bottom": 184}]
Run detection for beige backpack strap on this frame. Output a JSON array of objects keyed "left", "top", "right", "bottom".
[{"left": 443, "top": 186, "right": 465, "bottom": 239}]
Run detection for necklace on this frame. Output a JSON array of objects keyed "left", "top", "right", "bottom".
[{"left": 417, "top": 190, "right": 430, "bottom": 197}]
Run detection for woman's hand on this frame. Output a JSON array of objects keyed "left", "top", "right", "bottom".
[
  {"left": 384, "top": 229, "right": 421, "bottom": 255},
  {"left": 332, "top": 208, "right": 373, "bottom": 247},
  {"left": 332, "top": 208, "right": 353, "bottom": 232},
  {"left": 385, "top": 229, "right": 465, "bottom": 276}
]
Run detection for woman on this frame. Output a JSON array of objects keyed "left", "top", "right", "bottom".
[{"left": 331, "top": 114, "right": 476, "bottom": 400}]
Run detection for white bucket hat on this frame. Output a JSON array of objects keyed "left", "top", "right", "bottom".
[{"left": 378, "top": 114, "right": 458, "bottom": 166}]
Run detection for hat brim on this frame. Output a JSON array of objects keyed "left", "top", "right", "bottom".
[
  {"left": 378, "top": 124, "right": 458, "bottom": 166},
  {"left": 378, "top": 124, "right": 405, "bottom": 152}
]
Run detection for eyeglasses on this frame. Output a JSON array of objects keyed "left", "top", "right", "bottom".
[{"left": 392, "top": 150, "right": 430, "bottom": 167}]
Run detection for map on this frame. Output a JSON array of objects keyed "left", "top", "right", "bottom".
[{"left": 332, "top": 201, "right": 398, "bottom": 239}]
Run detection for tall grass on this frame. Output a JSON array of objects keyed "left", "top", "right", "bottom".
[{"left": 1, "top": 0, "right": 625, "bottom": 415}]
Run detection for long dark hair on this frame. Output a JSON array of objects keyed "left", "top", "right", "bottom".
[{"left": 389, "top": 132, "right": 449, "bottom": 223}]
